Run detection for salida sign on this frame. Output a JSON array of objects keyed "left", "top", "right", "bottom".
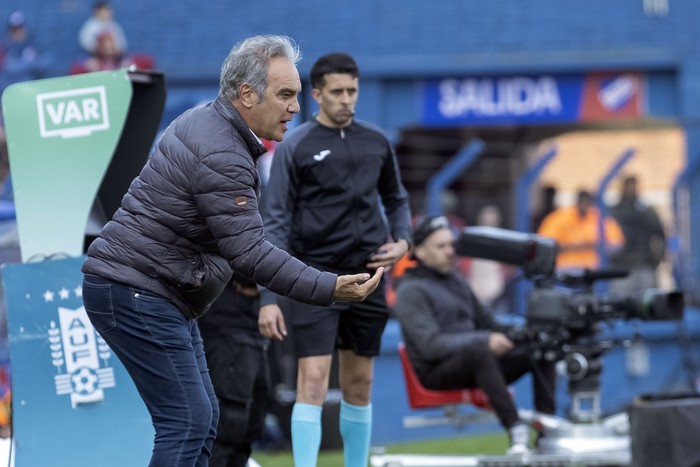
[
  {"left": 437, "top": 76, "right": 562, "bottom": 118},
  {"left": 421, "top": 72, "right": 644, "bottom": 126}
]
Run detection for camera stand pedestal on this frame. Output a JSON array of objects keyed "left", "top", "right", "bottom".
[
  {"left": 522, "top": 344, "right": 631, "bottom": 464},
  {"left": 370, "top": 346, "right": 633, "bottom": 467},
  {"left": 519, "top": 410, "right": 631, "bottom": 464},
  {"left": 370, "top": 410, "right": 632, "bottom": 467}
]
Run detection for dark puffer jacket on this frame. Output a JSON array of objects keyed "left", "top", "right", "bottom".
[{"left": 82, "top": 95, "right": 337, "bottom": 319}]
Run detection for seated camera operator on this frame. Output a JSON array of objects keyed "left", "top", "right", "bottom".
[{"left": 393, "top": 215, "right": 556, "bottom": 454}]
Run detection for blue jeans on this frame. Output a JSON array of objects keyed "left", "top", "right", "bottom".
[{"left": 82, "top": 274, "right": 219, "bottom": 467}]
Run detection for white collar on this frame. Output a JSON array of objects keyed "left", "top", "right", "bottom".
[{"left": 249, "top": 129, "right": 263, "bottom": 144}]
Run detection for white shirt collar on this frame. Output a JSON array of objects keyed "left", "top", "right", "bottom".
[{"left": 249, "top": 129, "right": 263, "bottom": 144}]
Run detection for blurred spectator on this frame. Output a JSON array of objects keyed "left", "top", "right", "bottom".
[
  {"left": 78, "top": 1, "right": 127, "bottom": 58},
  {"left": 466, "top": 205, "right": 515, "bottom": 313},
  {"left": 0, "top": 367, "right": 10, "bottom": 439},
  {"left": 0, "top": 129, "right": 18, "bottom": 263},
  {"left": 257, "top": 139, "right": 276, "bottom": 187},
  {"left": 438, "top": 189, "right": 471, "bottom": 278},
  {"left": 0, "top": 133, "right": 10, "bottom": 437},
  {"left": 0, "top": 10, "right": 52, "bottom": 92},
  {"left": 531, "top": 184, "right": 557, "bottom": 232},
  {"left": 0, "top": 128, "right": 9, "bottom": 189},
  {"left": 608, "top": 175, "right": 666, "bottom": 294},
  {"left": 538, "top": 190, "right": 624, "bottom": 272},
  {"left": 71, "top": 2, "right": 154, "bottom": 74},
  {"left": 81, "top": 31, "right": 134, "bottom": 72}
]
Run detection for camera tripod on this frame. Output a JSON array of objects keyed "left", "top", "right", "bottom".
[
  {"left": 370, "top": 340, "right": 634, "bottom": 467},
  {"left": 518, "top": 341, "right": 632, "bottom": 465}
]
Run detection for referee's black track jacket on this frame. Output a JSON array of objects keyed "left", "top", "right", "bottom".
[{"left": 260, "top": 118, "right": 412, "bottom": 306}]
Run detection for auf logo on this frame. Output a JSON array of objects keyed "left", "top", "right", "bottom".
[
  {"left": 50, "top": 306, "right": 116, "bottom": 408},
  {"left": 36, "top": 86, "right": 110, "bottom": 139}
]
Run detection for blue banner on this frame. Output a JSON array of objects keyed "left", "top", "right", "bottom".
[
  {"left": 2, "top": 256, "right": 152, "bottom": 466},
  {"left": 421, "top": 72, "right": 644, "bottom": 126}
]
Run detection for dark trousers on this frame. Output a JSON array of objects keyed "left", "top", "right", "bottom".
[
  {"left": 203, "top": 336, "right": 270, "bottom": 467},
  {"left": 82, "top": 275, "right": 218, "bottom": 467},
  {"left": 420, "top": 344, "right": 556, "bottom": 430}
]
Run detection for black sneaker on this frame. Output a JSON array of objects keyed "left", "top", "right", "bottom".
[{"left": 506, "top": 422, "right": 530, "bottom": 455}]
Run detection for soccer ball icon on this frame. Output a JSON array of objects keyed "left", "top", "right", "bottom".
[{"left": 70, "top": 367, "right": 98, "bottom": 395}]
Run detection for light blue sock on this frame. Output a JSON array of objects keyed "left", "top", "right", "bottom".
[
  {"left": 291, "top": 402, "right": 322, "bottom": 467},
  {"left": 339, "top": 400, "right": 372, "bottom": 467}
]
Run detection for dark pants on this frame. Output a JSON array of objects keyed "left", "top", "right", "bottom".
[
  {"left": 420, "top": 344, "right": 556, "bottom": 430},
  {"left": 203, "top": 337, "right": 269, "bottom": 467},
  {"left": 82, "top": 275, "right": 218, "bottom": 467}
]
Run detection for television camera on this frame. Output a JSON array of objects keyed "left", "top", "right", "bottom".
[
  {"left": 371, "top": 228, "right": 685, "bottom": 467},
  {"left": 455, "top": 226, "right": 685, "bottom": 423}
]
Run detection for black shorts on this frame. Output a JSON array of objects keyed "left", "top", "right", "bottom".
[{"left": 280, "top": 279, "right": 388, "bottom": 358}]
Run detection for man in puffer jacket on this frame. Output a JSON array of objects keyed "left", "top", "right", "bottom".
[{"left": 81, "top": 35, "right": 382, "bottom": 467}]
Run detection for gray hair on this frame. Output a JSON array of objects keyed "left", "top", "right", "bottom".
[{"left": 220, "top": 35, "right": 301, "bottom": 101}]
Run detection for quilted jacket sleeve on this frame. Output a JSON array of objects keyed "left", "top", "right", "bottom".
[{"left": 192, "top": 148, "right": 336, "bottom": 306}]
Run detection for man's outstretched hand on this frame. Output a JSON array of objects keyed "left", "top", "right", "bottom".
[{"left": 333, "top": 267, "right": 384, "bottom": 301}]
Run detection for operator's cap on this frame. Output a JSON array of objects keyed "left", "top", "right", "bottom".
[{"left": 412, "top": 215, "right": 451, "bottom": 247}]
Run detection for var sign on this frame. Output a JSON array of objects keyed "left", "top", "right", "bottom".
[{"left": 36, "top": 86, "right": 110, "bottom": 138}]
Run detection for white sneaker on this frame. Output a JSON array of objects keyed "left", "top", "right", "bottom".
[{"left": 506, "top": 422, "right": 530, "bottom": 455}]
